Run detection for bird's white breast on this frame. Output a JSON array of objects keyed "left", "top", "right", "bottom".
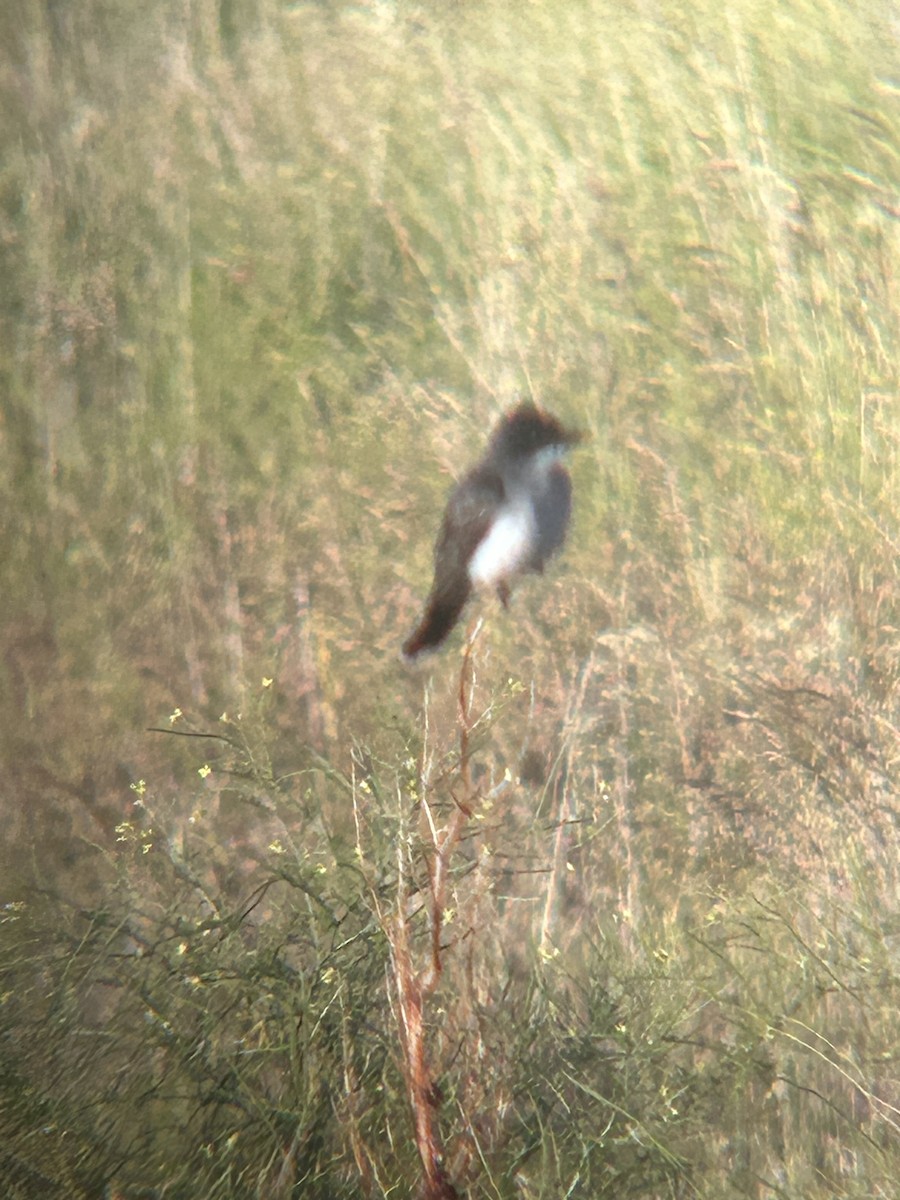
[{"left": 467, "top": 497, "right": 534, "bottom": 590}]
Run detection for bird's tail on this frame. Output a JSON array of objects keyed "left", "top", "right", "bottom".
[{"left": 402, "top": 582, "right": 471, "bottom": 660}]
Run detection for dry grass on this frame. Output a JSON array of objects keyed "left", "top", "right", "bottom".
[{"left": 1, "top": 0, "right": 898, "bottom": 1196}]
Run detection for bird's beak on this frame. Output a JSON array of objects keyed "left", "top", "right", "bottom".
[{"left": 564, "top": 425, "right": 589, "bottom": 447}]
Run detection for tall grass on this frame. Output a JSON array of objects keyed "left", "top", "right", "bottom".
[{"left": 1, "top": 0, "right": 898, "bottom": 1196}]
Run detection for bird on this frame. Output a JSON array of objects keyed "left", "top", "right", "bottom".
[{"left": 402, "top": 402, "right": 583, "bottom": 660}]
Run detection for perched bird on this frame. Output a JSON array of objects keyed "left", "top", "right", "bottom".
[{"left": 403, "top": 402, "right": 583, "bottom": 659}]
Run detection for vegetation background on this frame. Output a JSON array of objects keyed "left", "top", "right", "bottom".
[{"left": 1, "top": 0, "right": 898, "bottom": 1196}]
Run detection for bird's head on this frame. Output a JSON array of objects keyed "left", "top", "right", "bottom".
[{"left": 489, "top": 403, "right": 585, "bottom": 460}]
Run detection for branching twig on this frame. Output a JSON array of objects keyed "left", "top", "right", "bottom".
[{"left": 388, "top": 620, "right": 484, "bottom": 1199}]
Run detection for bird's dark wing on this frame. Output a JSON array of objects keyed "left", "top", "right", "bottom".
[
  {"left": 402, "top": 465, "right": 505, "bottom": 659},
  {"left": 431, "top": 464, "right": 506, "bottom": 592},
  {"left": 528, "top": 463, "right": 572, "bottom": 572}
]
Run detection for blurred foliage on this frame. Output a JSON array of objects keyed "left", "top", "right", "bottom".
[{"left": 1, "top": 0, "right": 899, "bottom": 1195}]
